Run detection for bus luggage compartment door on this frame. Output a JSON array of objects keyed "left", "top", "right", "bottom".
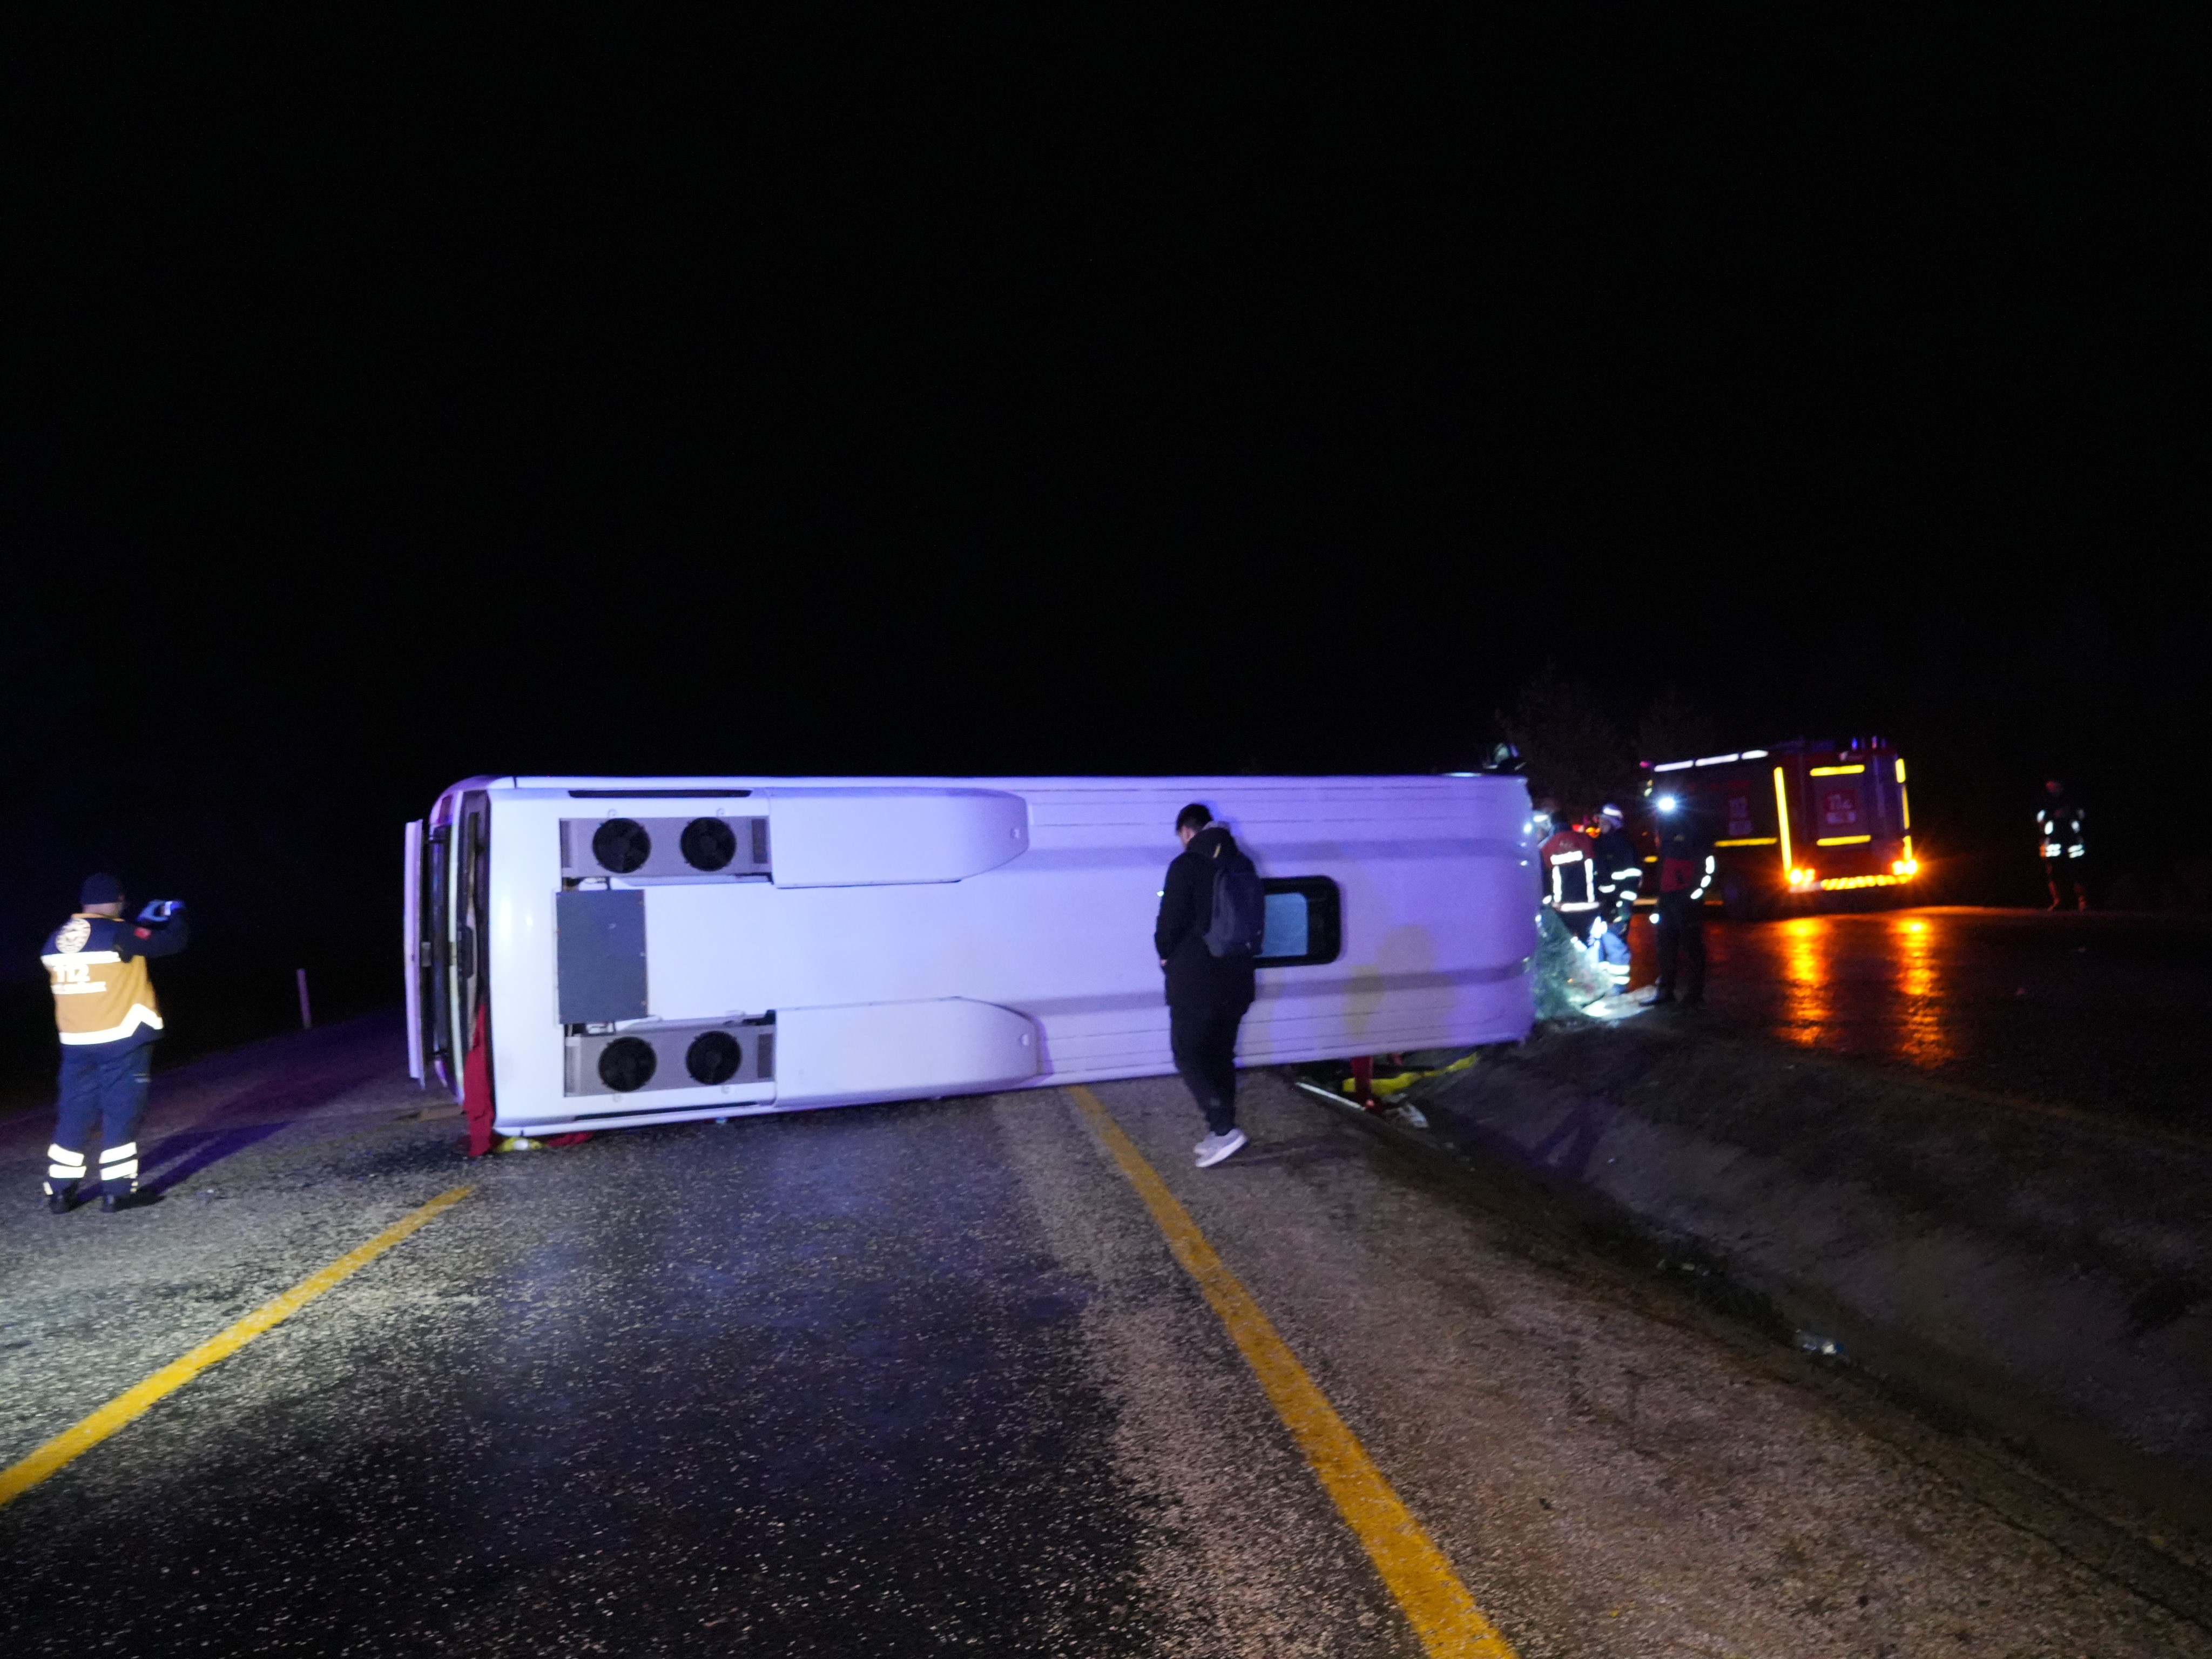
[{"left": 774, "top": 999, "right": 1040, "bottom": 1108}]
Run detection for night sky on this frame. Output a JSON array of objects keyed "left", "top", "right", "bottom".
[{"left": 3, "top": 16, "right": 2201, "bottom": 1101}]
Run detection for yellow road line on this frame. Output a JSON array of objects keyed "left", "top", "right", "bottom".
[
  {"left": 0, "top": 1184, "right": 473, "bottom": 1509},
  {"left": 1067, "top": 1086, "right": 1517, "bottom": 1658}
]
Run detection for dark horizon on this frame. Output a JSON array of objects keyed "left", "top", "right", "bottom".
[{"left": 3, "top": 14, "right": 2203, "bottom": 1095}]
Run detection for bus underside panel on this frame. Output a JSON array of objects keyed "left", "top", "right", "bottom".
[{"left": 412, "top": 775, "right": 1540, "bottom": 1136}]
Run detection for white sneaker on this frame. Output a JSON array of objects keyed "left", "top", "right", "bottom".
[{"left": 1193, "top": 1129, "right": 1247, "bottom": 1168}]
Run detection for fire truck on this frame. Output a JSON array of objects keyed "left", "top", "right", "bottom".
[{"left": 1640, "top": 737, "right": 1919, "bottom": 916}]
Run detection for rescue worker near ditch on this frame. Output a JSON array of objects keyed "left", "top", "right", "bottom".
[
  {"left": 1651, "top": 802, "right": 1715, "bottom": 1008},
  {"left": 39, "top": 874, "right": 188, "bottom": 1212},
  {"left": 2035, "top": 778, "right": 2088, "bottom": 911},
  {"left": 1588, "top": 803, "right": 1643, "bottom": 993},
  {"left": 1539, "top": 813, "right": 1603, "bottom": 940}
]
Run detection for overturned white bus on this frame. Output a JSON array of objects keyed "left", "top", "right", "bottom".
[{"left": 403, "top": 775, "right": 1537, "bottom": 1138}]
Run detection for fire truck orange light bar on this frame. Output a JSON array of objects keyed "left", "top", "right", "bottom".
[
  {"left": 1809, "top": 764, "right": 1866, "bottom": 776},
  {"left": 1773, "top": 767, "right": 1793, "bottom": 875},
  {"left": 1816, "top": 835, "right": 1872, "bottom": 846},
  {"left": 1820, "top": 874, "right": 1907, "bottom": 891},
  {"left": 1715, "top": 837, "right": 1778, "bottom": 847}
]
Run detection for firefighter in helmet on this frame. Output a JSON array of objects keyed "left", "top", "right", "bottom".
[
  {"left": 1588, "top": 804, "right": 1643, "bottom": 993},
  {"left": 2035, "top": 779, "right": 2088, "bottom": 911},
  {"left": 39, "top": 874, "right": 188, "bottom": 1212}
]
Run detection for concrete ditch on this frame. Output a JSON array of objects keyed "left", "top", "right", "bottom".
[{"left": 1293, "top": 1019, "right": 2212, "bottom": 1552}]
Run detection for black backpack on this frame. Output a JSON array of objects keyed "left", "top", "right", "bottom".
[{"left": 1202, "top": 849, "right": 1267, "bottom": 959}]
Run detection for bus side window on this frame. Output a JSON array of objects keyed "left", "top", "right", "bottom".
[{"left": 1256, "top": 877, "right": 1341, "bottom": 968}]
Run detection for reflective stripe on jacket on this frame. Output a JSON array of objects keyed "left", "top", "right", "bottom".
[
  {"left": 2035, "top": 800, "right": 2086, "bottom": 860},
  {"left": 1540, "top": 829, "right": 1600, "bottom": 912},
  {"left": 1591, "top": 827, "right": 1644, "bottom": 911}
]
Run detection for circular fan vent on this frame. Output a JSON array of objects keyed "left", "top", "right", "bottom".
[
  {"left": 592, "top": 819, "right": 651, "bottom": 874},
  {"left": 597, "top": 1036, "right": 658, "bottom": 1092},
  {"left": 685, "top": 1030, "right": 743, "bottom": 1084},
  {"left": 680, "top": 818, "right": 738, "bottom": 872}
]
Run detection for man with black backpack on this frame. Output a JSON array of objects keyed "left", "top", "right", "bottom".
[{"left": 1154, "top": 802, "right": 1264, "bottom": 1167}]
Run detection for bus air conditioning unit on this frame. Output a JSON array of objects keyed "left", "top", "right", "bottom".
[{"left": 562, "top": 815, "right": 771, "bottom": 882}]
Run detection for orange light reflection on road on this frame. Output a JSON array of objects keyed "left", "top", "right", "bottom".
[
  {"left": 1893, "top": 915, "right": 1950, "bottom": 1066},
  {"left": 1779, "top": 916, "right": 1830, "bottom": 1048}
]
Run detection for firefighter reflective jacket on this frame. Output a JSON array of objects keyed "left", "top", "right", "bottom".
[
  {"left": 1591, "top": 826, "right": 1644, "bottom": 919},
  {"left": 42, "top": 911, "right": 189, "bottom": 1046},
  {"left": 2035, "top": 795, "right": 2086, "bottom": 861},
  {"left": 1540, "top": 827, "right": 1601, "bottom": 913}
]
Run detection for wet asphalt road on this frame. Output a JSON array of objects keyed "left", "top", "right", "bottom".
[
  {"left": 1634, "top": 906, "right": 2212, "bottom": 1129},
  {"left": 4, "top": 1015, "right": 2210, "bottom": 1656}
]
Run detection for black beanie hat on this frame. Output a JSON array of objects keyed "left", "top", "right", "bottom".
[{"left": 80, "top": 873, "right": 125, "bottom": 906}]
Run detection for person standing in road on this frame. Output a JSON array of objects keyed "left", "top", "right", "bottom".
[
  {"left": 1155, "top": 803, "right": 1262, "bottom": 1168},
  {"left": 1589, "top": 804, "right": 1644, "bottom": 993},
  {"left": 2035, "top": 779, "right": 2089, "bottom": 911},
  {"left": 39, "top": 874, "right": 188, "bottom": 1212},
  {"left": 1651, "top": 807, "right": 1714, "bottom": 1008}
]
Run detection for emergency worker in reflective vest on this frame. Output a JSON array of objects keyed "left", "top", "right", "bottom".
[
  {"left": 1651, "top": 811, "right": 1714, "bottom": 1008},
  {"left": 1588, "top": 804, "right": 1643, "bottom": 992},
  {"left": 39, "top": 874, "right": 188, "bottom": 1212},
  {"left": 2035, "top": 779, "right": 2088, "bottom": 911},
  {"left": 1539, "top": 817, "right": 1603, "bottom": 940}
]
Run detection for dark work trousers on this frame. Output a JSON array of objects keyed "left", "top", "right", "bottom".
[
  {"left": 1169, "top": 1006, "right": 1244, "bottom": 1137},
  {"left": 2044, "top": 858, "right": 2089, "bottom": 911},
  {"left": 1654, "top": 893, "right": 1707, "bottom": 1004},
  {"left": 51, "top": 1040, "right": 154, "bottom": 1196}
]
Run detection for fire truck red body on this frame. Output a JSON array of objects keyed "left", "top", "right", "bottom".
[{"left": 1641, "top": 737, "right": 1919, "bottom": 915}]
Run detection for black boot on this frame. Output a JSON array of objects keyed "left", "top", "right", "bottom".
[{"left": 44, "top": 1185, "right": 78, "bottom": 1215}]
